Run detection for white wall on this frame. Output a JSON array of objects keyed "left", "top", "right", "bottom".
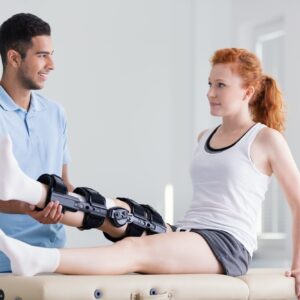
[{"left": 192, "top": 0, "right": 233, "bottom": 136}]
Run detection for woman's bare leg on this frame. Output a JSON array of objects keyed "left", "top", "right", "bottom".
[
  {"left": 57, "top": 231, "right": 223, "bottom": 275},
  {"left": 0, "top": 229, "right": 223, "bottom": 276}
]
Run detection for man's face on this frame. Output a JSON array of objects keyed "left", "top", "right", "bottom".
[{"left": 17, "top": 35, "right": 54, "bottom": 90}]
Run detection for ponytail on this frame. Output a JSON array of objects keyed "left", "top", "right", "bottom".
[{"left": 250, "top": 75, "right": 285, "bottom": 132}]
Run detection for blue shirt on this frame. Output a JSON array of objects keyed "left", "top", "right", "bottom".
[{"left": 0, "top": 86, "right": 71, "bottom": 272}]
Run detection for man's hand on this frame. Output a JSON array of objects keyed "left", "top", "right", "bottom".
[{"left": 27, "top": 201, "right": 64, "bottom": 224}]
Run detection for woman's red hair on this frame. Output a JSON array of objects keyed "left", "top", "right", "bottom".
[{"left": 210, "top": 48, "right": 285, "bottom": 132}]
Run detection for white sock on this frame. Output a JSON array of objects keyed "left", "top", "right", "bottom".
[
  {"left": 0, "top": 135, "right": 42, "bottom": 204},
  {"left": 0, "top": 229, "right": 60, "bottom": 276}
]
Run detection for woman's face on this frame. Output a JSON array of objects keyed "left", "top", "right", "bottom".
[{"left": 207, "top": 63, "right": 249, "bottom": 117}]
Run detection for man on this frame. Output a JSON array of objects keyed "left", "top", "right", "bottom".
[{"left": 0, "top": 13, "right": 73, "bottom": 272}]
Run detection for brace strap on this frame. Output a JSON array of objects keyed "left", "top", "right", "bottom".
[
  {"left": 73, "top": 187, "right": 107, "bottom": 230},
  {"left": 106, "top": 197, "right": 166, "bottom": 241},
  {"left": 36, "top": 174, "right": 69, "bottom": 212}
]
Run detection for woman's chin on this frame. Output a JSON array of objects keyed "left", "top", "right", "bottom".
[{"left": 210, "top": 109, "right": 222, "bottom": 117}]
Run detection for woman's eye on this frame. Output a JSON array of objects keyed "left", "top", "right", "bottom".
[
  {"left": 208, "top": 82, "right": 212, "bottom": 87},
  {"left": 218, "top": 83, "right": 225, "bottom": 88}
]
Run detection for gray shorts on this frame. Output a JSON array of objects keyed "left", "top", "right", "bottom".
[{"left": 170, "top": 226, "right": 251, "bottom": 276}]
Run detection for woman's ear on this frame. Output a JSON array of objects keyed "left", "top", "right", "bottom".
[{"left": 244, "top": 86, "right": 255, "bottom": 101}]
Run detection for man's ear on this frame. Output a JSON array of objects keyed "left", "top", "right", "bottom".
[{"left": 6, "top": 49, "right": 22, "bottom": 67}]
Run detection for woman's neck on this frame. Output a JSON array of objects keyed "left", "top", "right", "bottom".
[{"left": 220, "top": 118, "right": 255, "bottom": 134}]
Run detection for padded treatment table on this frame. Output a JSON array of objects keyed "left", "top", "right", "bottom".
[{"left": 0, "top": 269, "right": 296, "bottom": 300}]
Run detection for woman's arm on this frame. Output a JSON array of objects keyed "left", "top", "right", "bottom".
[{"left": 261, "top": 128, "right": 300, "bottom": 298}]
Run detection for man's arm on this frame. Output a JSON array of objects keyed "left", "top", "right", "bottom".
[
  {"left": 0, "top": 200, "right": 33, "bottom": 214},
  {"left": 0, "top": 199, "right": 63, "bottom": 224},
  {"left": 62, "top": 164, "right": 74, "bottom": 192}
]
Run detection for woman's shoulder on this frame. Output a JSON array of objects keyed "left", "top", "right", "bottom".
[
  {"left": 257, "top": 125, "right": 284, "bottom": 139},
  {"left": 254, "top": 125, "right": 286, "bottom": 149}
]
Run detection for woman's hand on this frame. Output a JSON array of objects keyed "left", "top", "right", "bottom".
[{"left": 285, "top": 269, "right": 300, "bottom": 299}]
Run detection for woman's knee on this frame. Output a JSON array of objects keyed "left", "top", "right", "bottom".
[
  {"left": 114, "top": 237, "right": 144, "bottom": 270},
  {"left": 117, "top": 236, "right": 153, "bottom": 272}
]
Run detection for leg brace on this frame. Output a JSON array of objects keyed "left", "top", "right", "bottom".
[
  {"left": 37, "top": 174, "right": 166, "bottom": 237},
  {"left": 104, "top": 197, "right": 167, "bottom": 242}
]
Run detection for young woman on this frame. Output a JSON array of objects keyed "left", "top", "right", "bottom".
[{"left": 0, "top": 48, "right": 300, "bottom": 297}]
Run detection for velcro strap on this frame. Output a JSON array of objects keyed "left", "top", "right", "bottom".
[
  {"left": 140, "top": 204, "right": 166, "bottom": 234},
  {"left": 129, "top": 204, "right": 148, "bottom": 236},
  {"left": 74, "top": 187, "right": 106, "bottom": 230},
  {"left": 117, "top": 197, "right": 166, "bottom": 235}
]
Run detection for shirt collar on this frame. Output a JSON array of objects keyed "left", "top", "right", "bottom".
[
  {"left": 29, "top": 92, "right": 45, "bottom": 112},
  {"left": 0, "top": 85, "right": 45, "bottom": 112}
]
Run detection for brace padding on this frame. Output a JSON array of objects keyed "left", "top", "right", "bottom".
[
  {"left": 73, "top": 187, "right": 107, "bottom": 230},
  {"left": 104, "top": 197, "right": 167, "bottom": 242}
]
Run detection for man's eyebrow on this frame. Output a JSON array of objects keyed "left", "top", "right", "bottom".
[{"left": 35, "top": 50, "right": 54, "bottom": 55}]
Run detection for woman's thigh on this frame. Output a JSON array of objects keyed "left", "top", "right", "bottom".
[{"left": 134, "top": 231, "right": 224, "bottom": 274}]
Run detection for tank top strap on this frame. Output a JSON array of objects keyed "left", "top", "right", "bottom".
[{"left": 238, "top": 123, "right": 266, "bottom": 148}]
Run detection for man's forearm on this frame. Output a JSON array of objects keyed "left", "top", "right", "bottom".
[{"left": 0, "top": 200, "right": 32, "bottom": 214}]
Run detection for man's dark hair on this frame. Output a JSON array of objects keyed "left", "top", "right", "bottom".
[{"left": 0, "top": 13, "right": 51, "bottom": 67}]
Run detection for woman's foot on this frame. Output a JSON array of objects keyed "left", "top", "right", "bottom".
[
  {"left": 0, "top": 229, "right": 60, "bottom": 276},
  {"left": 0, "top": 135, "right": 42, "bottom": 204}
]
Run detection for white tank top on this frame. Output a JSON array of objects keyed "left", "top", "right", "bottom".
[{"left": 175, "top": 123, "right": 270, "bottom": 256}]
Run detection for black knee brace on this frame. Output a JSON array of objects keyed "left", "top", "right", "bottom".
[
  {"left": 37, "top": 174, "right": 166, "bottom": 239},
  {"left": 37, "top": 174, "right": 107, "bottom": 229},
  {"left": 104, "top": 197, "right": 167, "bottom": 242}
]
